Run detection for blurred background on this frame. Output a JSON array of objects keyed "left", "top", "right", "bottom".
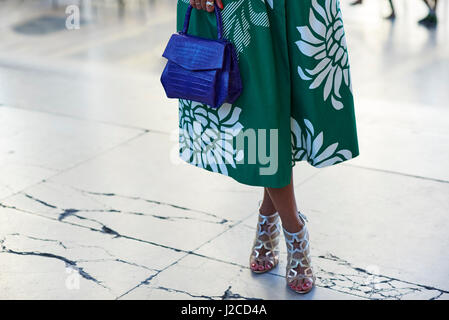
[{"left": 0, "top": 0, "right": 448, "bottom": 300}]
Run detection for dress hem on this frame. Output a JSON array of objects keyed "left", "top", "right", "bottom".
[{"left": 179, "top": 150, "right": 360, "bottom": 189}]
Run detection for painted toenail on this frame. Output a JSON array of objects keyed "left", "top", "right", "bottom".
[{"left": 303, "top": 282, "right": 312, "bottom": 289}]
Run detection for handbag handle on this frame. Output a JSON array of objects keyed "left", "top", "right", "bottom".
[{"left": 182, "top": 4, "right": 224, "bottom": 40}]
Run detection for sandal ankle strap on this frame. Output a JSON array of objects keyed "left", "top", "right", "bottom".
[{"left": 257, "top": 211, "right": 279, "bottom": 218}]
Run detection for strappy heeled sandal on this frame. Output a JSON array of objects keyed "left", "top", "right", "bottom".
[
  {"left": 283, "top": 212, "right": 316, "bottom": 294},
  {"left": 249, "top": 211, "right": 281, "bottom": 273}
]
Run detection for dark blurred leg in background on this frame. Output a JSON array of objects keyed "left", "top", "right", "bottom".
[
  {"left": 419, "top": 0, "right": 438, "bottom": 27},
  {"left": 351, "top": 0, "right": 363, "bottom": 6},
  {"left": 118, "top": 0, "right": 125, "bottom": 17},
  {"left": 386, "top": 0, "right": 396, "bottom": 19}
]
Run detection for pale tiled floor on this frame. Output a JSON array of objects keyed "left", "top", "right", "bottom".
[{"left": 0, "top": 0, "right": 448, "bottom": 300}]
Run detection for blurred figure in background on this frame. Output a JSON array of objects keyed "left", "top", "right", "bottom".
[
  {"left": 419, "top": 0, "right": 438, "bottom": 26},
  {"left": 350, "top": 0, "right": 396, "bottom": 20}
]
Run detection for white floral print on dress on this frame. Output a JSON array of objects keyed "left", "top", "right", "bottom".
[
  {"left": 222, "top": 0, "right": 271, "bottom": 55},
  {"left": 291, "top": 117, "right": 353, "bottom": 167},
  {"left": 264, "top": 0, "right": 273, "bottom": 9},
  {"left": 179, "top": 100, "right": 244, "bottom": 175},
  {"left": 179, "top": 0, "right": 273, "bottom": 55},
  {"left": 296, "top": 0, "right": 352, "bottom": 110}
]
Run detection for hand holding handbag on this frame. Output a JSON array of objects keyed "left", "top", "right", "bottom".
[{"left": 160, "top": 4, "right": 243, "bottom": 109}]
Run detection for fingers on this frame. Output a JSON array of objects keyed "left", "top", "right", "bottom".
[
  {"left": 202, "top": 0, "right": 214, "bottom": 12},
  {"left": 206, "top": 0, "right": 215, "bottom": 12},
  {"left": 190, "top": 0, "right": 223, "bottom": 12},
  {"left": 191, "top": 0, "right": 201, "bottom": 10}
]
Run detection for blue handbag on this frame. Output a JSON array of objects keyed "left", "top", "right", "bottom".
[{"left": 160, "top": 4, "right": 242, "bottom": 109}]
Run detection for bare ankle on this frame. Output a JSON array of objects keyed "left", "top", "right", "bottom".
[
  {"left": 259, "top": 200, "right": 277, "bottom": 216},
  {"left": 281, "top": 218, "right": 305, "bottom": 233},
  {"left": 259, "top": 206, "right": 277, "bottom": 216}
]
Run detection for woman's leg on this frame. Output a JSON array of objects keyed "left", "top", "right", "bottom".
[
  {"left": 430, "top": 0, "right": 438, "bottom": 23},
  {"left": 252, "top": 171, "right": 314, "bottom": 292},
  {"left": 431, "top": 0, "right": 438, "bottom": 12},
  {"left": 419, "top": 0, "right": 438, "bottom": 25},
  {"left": 255, "top": 177, "right": 302, "bottom": 266},
  {"left": 265, "top": 175, "right": 304, "bottom": 233},
  {"left": 250, "top": 187, "right": 281, "bottom": 272},
  {"left": 259, "top": 188, "right": 277, "bottom": 216},
  {"left": 388, "top": 0, "right": 396, "bottom": 18},
  {"left": 264, "top": 173, "right": 313, "bottom": 292},
  {"left": 384, "top": 0, "right": 396, "bottom": 19},
  {"left": 422, "top": 0, "right": 432, "bottom": 10}
]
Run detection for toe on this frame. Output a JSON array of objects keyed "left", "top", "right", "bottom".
[
  {"left": 289, "top": 280, "right": 302, "bottom": 291},
  {"left": 301, "top": 279, "right": 313, "bottom": 291}
]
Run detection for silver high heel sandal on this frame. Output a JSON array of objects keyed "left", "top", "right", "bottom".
[
  {"left": 283, "top": 212, "right": 316, "bottom": 294},
  {"left": 249, "top": 211, "right": 281, "bottom": 273}
]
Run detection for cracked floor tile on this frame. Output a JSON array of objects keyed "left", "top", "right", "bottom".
[
  {"left": 121, "top": 286, "right": 211, "bottom": 300},
  {"left": 195, "top": 215, "right": 449, "bottom": 300},
  {"left": 293, "top": 165, "right": 449, "bottom": 291},
  {"left": 0, "top": 205, "right": 184, "bottom": 298},
  {"left": 47, "top": 132, "right": 264, "bottom": 221},
  {"left": 353, "top": 99, "right": 449, "bottom": 181},
  {"left": 0, "top": 106, "right": 143, "bottom": 199},
  {"left": 435, "top": 293, "right": 449, "bottom": 300},
  {"left": 119, "top": 253, "right": 357, "bottom": 300},
  {"left": 0, "top": 251, "right": 115, "bottom": 299},
  {"left": 1, "top": 181, "right": 232, "bottom": 252},
  {"left": 0, "top": 0, "right": 448, "bottom": 301}
]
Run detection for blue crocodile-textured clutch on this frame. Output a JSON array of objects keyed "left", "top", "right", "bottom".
[{"left": 161, "top": 4, "right": 242, "bottom": 109}]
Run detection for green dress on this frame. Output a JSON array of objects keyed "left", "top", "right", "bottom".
[{"left": 176, "top": 0, "right": 359, "bottom": 188}]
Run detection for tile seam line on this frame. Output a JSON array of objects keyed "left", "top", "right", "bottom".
[
  {"left": 0, "top": 103, "right": 169, "bottom": 135},
  {"left": 0, "top": 130, "right": 149, "bottom": 202},
  {"left": 49, "top": 15, "right": 175, "bottom": 59},
  {"left": 342, "top": 163, "right": 449, "bottom": 184},
  {"left": 3, "top": 200, "right": 446, "bottom": 300},
  {"left": 117, "top": 211, "right": 258, "bottom": 299},
  {"left": 117, "top": 213, "right": 382, "bottom": 300},
  {"left": 179, "top": 251, "right": 449, "bottom": 300},
  {"left": 294, "top": 171, "right": 322, "bottom": 188}
]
